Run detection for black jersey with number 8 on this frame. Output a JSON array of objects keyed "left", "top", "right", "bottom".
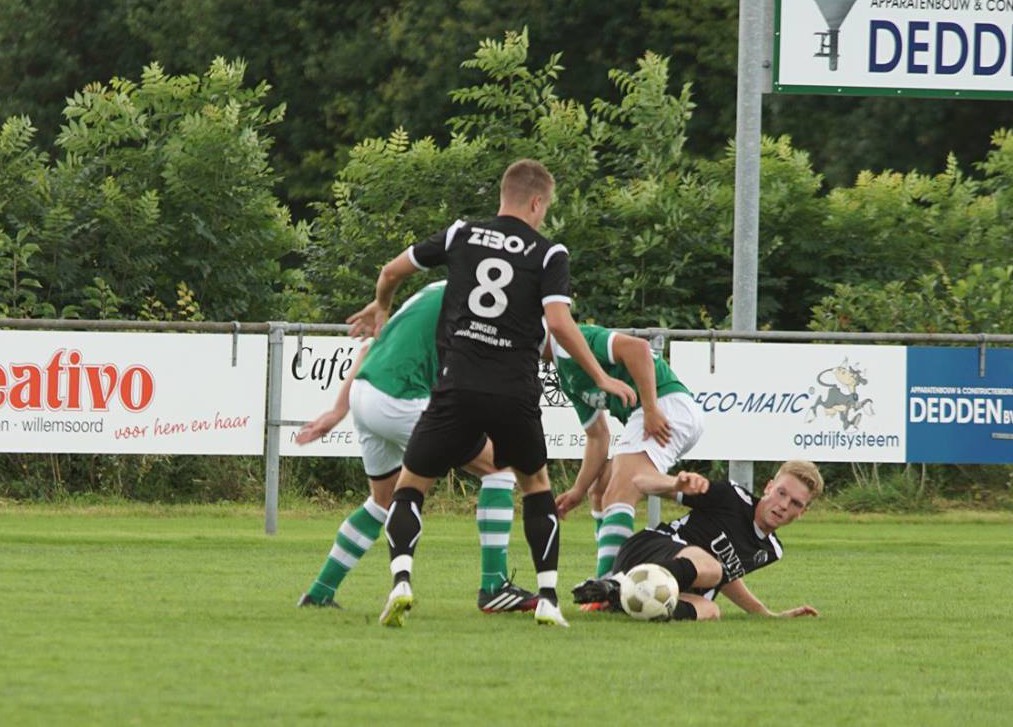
[{"left": 408, "top": 215, "right": 572, "bottom": 402}]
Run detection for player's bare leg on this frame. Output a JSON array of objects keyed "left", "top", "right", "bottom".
[{"left": 595, "top": 452, "right": 655, "bottom": 576}]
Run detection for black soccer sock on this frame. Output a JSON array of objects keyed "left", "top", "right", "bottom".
[
  {"left": 522, "top": 490, "right": 560, "bottom": 603},
  {"left": 663, "top": 557, "right": 698, "bottom": 591},
  {"left": 385, "top": 487, "right": 425, "bottom": 583},
  {"left": 672, "top": 600, "right": 698, "bottom": 621}
]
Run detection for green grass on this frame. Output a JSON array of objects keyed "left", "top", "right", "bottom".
[{"left": 2, "top": 502, "right": 1013, "bottom": 726}]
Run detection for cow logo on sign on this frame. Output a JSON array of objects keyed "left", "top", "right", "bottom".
[{"left": 804, "top": 358, "right": 876, "bottom": 431}]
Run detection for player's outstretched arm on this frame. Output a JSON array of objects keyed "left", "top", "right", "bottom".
[
  {"left": 632, "top": 470, "right": 709, "bottom": 498},
  {"left": 347, "top": 251, "right": 416, "bottom": 339},
  {"left": 294, "top": 342, "right": 370, "bottom": 445},
  {"left": 555, "top": 414, "right": 610, "bottom": 518},
  {"left": 612, "top": 334, "right": 670, "bottom": 446},
  {"left": 776, "top": 604, "right": 820, "bottom": 618},
  {"left": 544, "top": 302, "right": 637, "bottom": 408},
  {"left": 720, "top": 578, "right": 772, "bottom": 616},
  {"left": 720, "top": 578, "right": 818, "bottom": 617}
]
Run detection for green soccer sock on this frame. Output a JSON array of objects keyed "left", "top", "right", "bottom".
[
  {"left": 476, "top": 472, "right": 516, "bottom": 592},
  {"left": 596, "top": 503, "right": 636, "bottom": 577},
  {"left": 591, "top": 509, "right": 603, "bottom": 538},
  {"left": 306, "top": 496, "right": 387, "bottom": 604}
]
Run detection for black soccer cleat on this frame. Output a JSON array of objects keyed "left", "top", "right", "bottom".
[
  {"left": 297, "top": 593, "right": 342, "bottom": 609},
  {"left": 478, "top": 580, "right": 539, "bottom": 613},
  {"left": 571, "top": 577, "right": 622, "bottom": 612}
]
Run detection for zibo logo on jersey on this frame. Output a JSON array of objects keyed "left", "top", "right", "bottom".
[{"left": 467, "top": 227, "right": 536, "bottom": 255}]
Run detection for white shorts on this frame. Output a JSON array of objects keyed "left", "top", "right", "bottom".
[
  {"left": 348, "top": 379, "right": 429, "bottom": 479},
  {"left": 612, "top": 392, "right": 704, "bottom": 473}
]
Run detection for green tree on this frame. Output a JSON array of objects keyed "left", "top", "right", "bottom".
[
  {"left": 0, "top": 0, "right": 149, "bottom": 149},
  {"left": 810, "top": 131, "right": 1013, "bottom": 335},
  {"left": 0, "top": 116, "right": 56, "bottom": 317},
  {"left": 34, "top": 58, "right": 309, "bottom": 320},
  {"left": 306, "top": 130, "right": 494, "bottom": 319},
  {"left": 810, "top": 264, "right": 1013, "bottom": 335},
  {"left": 815, "top": 157, "right": 1000, "bottom": 295},
  {"left": 307, "top": 29, "right": 839, "bottom": 332},
  {"left": 693, "top": 135, "right": 827, "bottom": 330}
]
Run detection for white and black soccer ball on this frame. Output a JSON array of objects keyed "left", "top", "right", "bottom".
[{"left": 618, "top": 563, "right": 680, "bottom": 622}]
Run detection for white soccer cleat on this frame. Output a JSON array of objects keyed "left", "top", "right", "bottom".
[
  {"left": 378, "top": 581, "right": 414, "bottom": 627},
  {"left": 534, "top": 598, "right": 570, "bottom": 628}
]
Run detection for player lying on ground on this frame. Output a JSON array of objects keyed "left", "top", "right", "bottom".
[
  {"left": 296, "top": 281, "right": 537, "bottom": 614},
  {"left": 546, "top": 325, "right": 704, "bottom": 577},
  {"left": 572, "top": 460, "right": 824, "bottom": 621}
]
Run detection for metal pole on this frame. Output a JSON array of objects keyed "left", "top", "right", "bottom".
[
  {"left": 763, "top": 0, "right": 776, "bottom": 94},
  {"left": 730, "top": 0, "right": 765, "bottom": 492},
  {"left": 647, "top": 334, "right": 667, "bottom": 526},
  {"left": 646, "top": 491, "right": 662, "bottom": 528},
  {"left": 264, "top": 323, "right": 286, "bottom": 534}
]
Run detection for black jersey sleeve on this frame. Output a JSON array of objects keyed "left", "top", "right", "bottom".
[
  {"left": 409, "top": 220, "right": 467, "bottom": 270},
  {"left": 539, "top": 243, "right": 572, "bottom": 305},
  {"left": 680, "top": 480, "right": 748, "bottom": 511}
]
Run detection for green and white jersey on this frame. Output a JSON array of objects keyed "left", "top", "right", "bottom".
[
  {"left": 355, "top": 280, "right": 445, "bottom": 400},
  {"left": 553, "top": 324, "right": 691, "bottom": 428}
]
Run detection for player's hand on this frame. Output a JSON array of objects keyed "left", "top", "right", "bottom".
[
  {"left": 672, "top": 471, "right": 709, "bottom": 495},
  {"left": 554, "top": 488, "right": 584, "bottom": 518},
  {"left": 346, "top": 300, "right": 389, "bottom": 340},
  {"left": 294, "top": 409, "right": 343, "bottom": 445},
  {"left": 777, "top": 604, "right": 820, "bottom": 618},
  {"left": 642, "top": 407, "right": 671, "bottom": 446},
  {"left": 600, "top": 376, "right": 637, "bottom": 408}
]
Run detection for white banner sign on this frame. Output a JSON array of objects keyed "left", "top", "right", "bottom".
[
  {"left": 775, "top": 0, "right": 1013, "bottom": 98},
  {"left": 538, "top": 361, "right": 626, "bottom": 459},
  {"left": 671, "top": 341, "right": 907, "bottom": 462},
  {"left": 279, "top": 335, "right": 365, "bottom": 457},
  {"left": 0, "top": 331, "right": 267, "bottom": 454},
  {"left": 278, "top": 335, "right": 621, "bottom": 460},
  {"left": 5, "top": 331, "right": 1002, "bottom": 464}
]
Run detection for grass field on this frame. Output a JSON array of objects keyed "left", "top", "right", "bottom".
[{"left": 2, "top": 501, "right": 1013, "bottom": 726}]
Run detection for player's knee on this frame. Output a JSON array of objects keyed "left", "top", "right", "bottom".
[
  {"left": 602, "top": 479, "right": 641, "bottom": 508},
  {"left": 516, "top": 466, "right": 550, "bottom": 495},
  {"left": 697, "top": 558, "right": 723, "bottom": 588},
  {"left": 372, "top": 491, "right": 394, "bottom": 510},
  {"left": 682, "top": 547, "right": 722, "bottom": 588},
  {"left": 368, "top": 470, "right": 401, "bottom": 509}
]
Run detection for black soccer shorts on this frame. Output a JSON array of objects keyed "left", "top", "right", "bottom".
[
  {"left": 612, "top": 528, "right": 688, "bottom": 575},
  {"left": 403, "top": 389, "right": 548, "bottom": 477}
]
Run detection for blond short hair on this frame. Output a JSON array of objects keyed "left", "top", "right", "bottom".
[
  {"left": 776, "top": 460, "right": 824, "bottom": 500},
  {"left": 500, "top": 159, "right": 555, "bottom": 206}
]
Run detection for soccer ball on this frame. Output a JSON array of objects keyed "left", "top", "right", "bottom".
[{"left": 618, "top": 563, "right": 680, "bottom": 622}]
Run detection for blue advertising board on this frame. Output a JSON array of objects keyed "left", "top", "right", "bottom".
[{"left": 906, "top": 347, "right": 1013, "bottom": 463}]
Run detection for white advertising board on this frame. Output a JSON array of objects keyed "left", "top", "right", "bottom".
[
  {"left": 672, "top": 341, "right": 907, "bottom": 462},
  {"left": 0, "top": 331, "right": 267, "bottom": 454},
  {"left": 775, "top": 0, "right": 1013, "bottom": 98},
  {"left": 278, "top": 335, "right": 366, "bottom": 457}
]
